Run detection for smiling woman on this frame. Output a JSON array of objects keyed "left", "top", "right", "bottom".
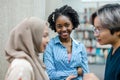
[{"left": 43, "top": 5, "right": 89, "bottom": 80}]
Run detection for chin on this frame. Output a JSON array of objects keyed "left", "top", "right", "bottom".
[
  {"left": 61, "top": 35, "right": 69, "bottom": 38},
  {"left": 62, "top": 36, "right": 69, "bottom": 39}
]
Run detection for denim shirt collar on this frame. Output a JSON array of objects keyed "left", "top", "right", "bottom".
[
  {"left": 54, "top": 35, "right": 61, "bottom": 44},
  {"left": 54, "top": 35, "right": 79, "bottom": 47}
]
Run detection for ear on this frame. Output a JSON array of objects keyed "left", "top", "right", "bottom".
[{"left": 116, "top": 31, "right": 120, "bottom": 37}]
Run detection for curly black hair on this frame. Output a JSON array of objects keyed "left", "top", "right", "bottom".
[{"left": 48, "top": 5, "right": 80, "bottom": 32}]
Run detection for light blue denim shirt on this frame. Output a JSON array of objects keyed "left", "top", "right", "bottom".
[{"left": 43, "top": 35, "right": 89, "bottom": 80}]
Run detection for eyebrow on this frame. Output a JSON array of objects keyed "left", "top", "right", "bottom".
[{"left": 94, "top": 25, "right": 103, "bottom": 28}]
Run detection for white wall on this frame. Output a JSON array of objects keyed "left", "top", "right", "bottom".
[{"left": 45, "top": 0, "right": 63, "bottom": 20}]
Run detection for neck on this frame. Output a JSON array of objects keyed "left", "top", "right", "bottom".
[
  {"left": 112, "top": 39, "right": 120, "bottom": 55},
  {"left": 59, "top": 37, "right": 71, "bottom": 43}
]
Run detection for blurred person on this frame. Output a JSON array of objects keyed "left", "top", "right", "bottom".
[
  {"left": 83, "top": 3, "right": 120, "bottom": 80},
  {"left": 44, "top": 5, "right": 89, "bottom": 80},
  {"left": 39, "top": 24, "right": 49, "bottom": 60},
  {"left": 83, "top": 73, "right": 99, "bottom": 80},
  {"left": 5, "top": 17, "right": 49, "bottom": 80},
  {"left": 40, "top": 25, "right": 49, "bottom": 53}
]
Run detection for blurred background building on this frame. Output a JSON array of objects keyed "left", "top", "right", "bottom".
[{"left": 0, "top": 0, "right": 120, "bottom": 80}]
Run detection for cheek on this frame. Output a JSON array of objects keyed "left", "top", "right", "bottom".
[
  {"left": 100, "top": 33, "right": 108, "bottom": 38},
  {"left": 100, "top": 31, "right": 111, "bottom": 38},
  {"left": 56, "top": 28, "right": 60, "bottom": 33},
  {"left": 69, "top": 28, "right": 73, "bottom": 32},
  {"left": 68, "top": 25, "right": 73, "bottom": 31},
  {"left": 67, "top": 28, "right": 72, "bottom": 34},
  {"left": 100, "top": 33, "right": 113, "bottom": 43},
  {"left": 42, "top": 37, "right": 49, "bottom": 46},
  {"left": 41, "top": 38, "right": 45, "bottom": 47},
  {"left": 42, "top": 39, "right": 46, "bottom": 45}
]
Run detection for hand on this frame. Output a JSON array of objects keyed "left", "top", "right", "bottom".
[
  {"left": 83, "top": 73, "right": 99, "bottom": 80},
  {"left": 66, "top": 75, "right": 77, "bottom": 80},
  {"left": 77, "top": 67, "right": 83, "bottom": 76}
]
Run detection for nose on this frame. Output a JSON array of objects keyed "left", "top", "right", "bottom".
[
  {"left": 94, "top": 32, "right": 99, "bottom": 37},
  {"left": 62, "top": 26, "right": 67, "bottom": 31}
]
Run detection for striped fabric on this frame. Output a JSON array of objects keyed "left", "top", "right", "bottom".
[{"left": 43, "top": 35, "right": 89, "bottom": 80}]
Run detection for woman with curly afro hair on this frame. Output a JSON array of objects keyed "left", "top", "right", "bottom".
[{"left": 44, "top": 5, "right": 89, "bottom": 80}]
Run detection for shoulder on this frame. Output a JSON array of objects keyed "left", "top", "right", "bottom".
[
  {"left": 72, "top": 39, "right": 85, "bottom": 47},
  {"left": 72, "top": 39, "right": 87, "bottom": 53},
  {"left": 48, "top": 36, "right": 59, "bottom": 45},
  {"left": 10, "top": 59, "right": 33, "bottom": 73},
  {"left": 5, "top": 59, "right": 34, "bottom": 80},
  {"left": 12, "top": 59, "right": 32, "bottom": 67}
]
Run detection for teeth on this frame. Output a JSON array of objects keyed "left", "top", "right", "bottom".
[{"left": 62, "top": 33, "right": 67, "bottom": 35}]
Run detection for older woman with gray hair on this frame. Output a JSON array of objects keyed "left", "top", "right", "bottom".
[{"left": 83, "top": 3, "right": 120, "bottom": 80}]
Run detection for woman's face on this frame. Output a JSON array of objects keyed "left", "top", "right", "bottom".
[
  {"left": 40, "top": 25, "right": 49, "bottom": 52},
  {"left": 94, "top": 16, "right": 118, "bottom": 45},
  {"left": 55, "top": 15, "right": 73, "bottom": 40}
]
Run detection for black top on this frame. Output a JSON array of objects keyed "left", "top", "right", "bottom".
[{"left": 104, "top": 47, "right": 120, "bottom": 80}]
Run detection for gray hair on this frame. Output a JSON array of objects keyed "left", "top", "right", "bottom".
[{"left": 91, "top": 3, "right": 120, "bottom": 34}]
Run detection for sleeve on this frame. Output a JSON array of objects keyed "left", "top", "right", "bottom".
[
  {"left": 80, "top": 43, "right": 89, "bottom": 74},
  {"left": 5, "top": 59, "right": 34, "bottom": 80},
  {"left": 43, "top": 41, "right": 78, "bottom": 80}
]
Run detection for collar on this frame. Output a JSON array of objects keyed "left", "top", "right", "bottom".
[{"left": 54, "top": 35, "right": 79, "bottom": 46}]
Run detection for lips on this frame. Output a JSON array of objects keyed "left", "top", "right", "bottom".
[
  {"left": 97, "top": 39, "right": 101, "bottom": 42},
  {"left": 62, "top": 32, "right": 68, "bottom": 36},
  {"left": 60, "top": 32, "right": 69, "bottom": 38}
]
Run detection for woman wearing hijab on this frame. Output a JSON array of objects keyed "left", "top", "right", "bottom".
[{"left": 5, "top": 17, "right": 49, "bottom": 80}]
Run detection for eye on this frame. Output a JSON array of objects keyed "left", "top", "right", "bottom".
[
  {"left": 97, "top": 27, "right": 104, "bottom": 31},
  {"left": 64, "top": 23, "right": 70, "bottom": 27},
  {"left": 43, "top": 33, "right": 49, "bottom": 38},
  {"left": 43, "top": 35, "right": 47, "bottom": 38},
  {"left": 56, "top": 25, "right": 62, "bottom": 28}
]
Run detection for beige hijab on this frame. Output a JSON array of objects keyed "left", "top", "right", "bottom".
[{"left": 5, "top": 17, "right": 49, "bottom": 80}]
